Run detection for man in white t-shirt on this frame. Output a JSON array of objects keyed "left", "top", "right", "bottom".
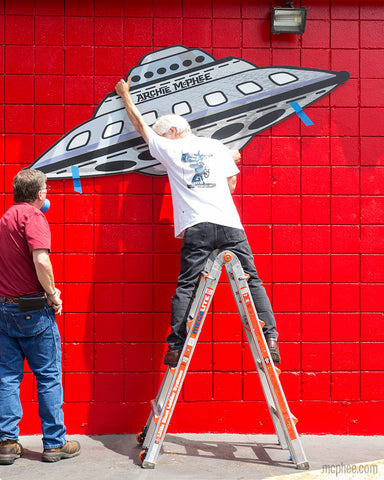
[{"left": 115, "top": 78, "right": 280, "bottom": 366}]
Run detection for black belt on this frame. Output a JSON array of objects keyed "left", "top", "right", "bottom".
[{"left": 0, "top": 296, "right": 20, "bottom": 304}]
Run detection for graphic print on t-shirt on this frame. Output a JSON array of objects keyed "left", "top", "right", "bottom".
[{"left": 181, "top": 151, "right": 216, "bottom": 189}]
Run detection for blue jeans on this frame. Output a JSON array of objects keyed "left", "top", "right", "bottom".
[
  {"left": 167, "top": 222, "right": 278, "bottom": 350},
  {"left": 0, "top": 302, "right": 66, "bottom": 449}
]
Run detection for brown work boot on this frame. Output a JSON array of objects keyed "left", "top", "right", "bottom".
[
  {"left": 0, "top": 439, "right": 24, "bottom": 465},
  {"left": 163, "top": 349, "right": 182, "bottom": 367},
  {"left": 42, "top": 440, "right": 81, "bottom": 463},
  {"left": 266, "top": 338, "right": 281, "bottom": 365}
]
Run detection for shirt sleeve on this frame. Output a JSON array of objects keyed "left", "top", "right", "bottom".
[
  {"left": 24, "top": 211, "right": 51, "bottom": 252},
  {"left": 216, "top": 141, "right": 240, "bottom": 178}
]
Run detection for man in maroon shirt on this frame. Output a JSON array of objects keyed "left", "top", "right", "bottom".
[{"left": 0, "top": 169, "right": 80, "bottom": 465}]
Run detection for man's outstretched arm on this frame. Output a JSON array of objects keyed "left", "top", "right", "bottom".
[{"left": 115, "top": 77, "right": 151, "bottom": 144}]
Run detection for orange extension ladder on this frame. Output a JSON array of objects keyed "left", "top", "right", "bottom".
[{"left": 136, "top": 250, "right": 309, "bottom": 470}]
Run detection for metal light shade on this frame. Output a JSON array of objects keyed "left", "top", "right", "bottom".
[{"left": 271, "top": 6, "right": 307, "bottom": 34}]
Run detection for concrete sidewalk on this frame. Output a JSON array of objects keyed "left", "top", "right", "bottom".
[{"left": 0, "top": 434, "right": 383, "bottom": 480}]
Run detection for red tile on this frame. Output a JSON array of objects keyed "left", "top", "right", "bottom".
[
  {"left": 213, "top": 19, "right": 242, "bottom": 48},
  {"left": 360, "top": 108, "right": 384, "bottom": 137},
  {"left": 361, "top": 284, "right": 384, "bottom": 312},
  {"left": 94, "top": 224, "right": 123, "bottom": 253},
  {"left": 64, "top": 224, "right": 94, "bottom": 252},
  {"left": 95, "top": 313, "right": 124, "bottom": 342},
  {"left": 35, "top": 105, "right": 64, "bottom": 134},
  {"left": 213, "top": 372, "right": 242, "bottom": 400},
  {"left": 95, "top": 343, "right": 124, "bottom": 371},
  {"left": 35, "top": 75, "right": 64, "bottom": 104},
  {"left": 125, "top": 313, "right": 154, "bottom": 342},
  {"left": 242, "top": 166, "right": 272, "bottom": 194},
  {"left": 35, "top": 16, "right": 64, "bottom": 45},
  {"left": 64, "top": 194, "right": 94, "bottom": 223},
  {"left": 361, "top": 226, "right": 384, "bottom": 253},
  {"left": 331, "top": 284, "right": 360, "bottom": 312},
  {"left": 331, "top": 343, "right": 360, "bottom": 371},
  {"left": 5, "top": 46, "right": 34, "bottom": 74},
  {"left": 95, "top": 283, "right": 123, "bottom": 312},
  {"left": 94, "top": 373, "right": 124, "bottom": 401},
  {"left": 5, "top": 15, "right": 34, "bottom": 44},
  {"left": 361, "top": 255, "right": 384, "bottom": 282},
  {"left": 183, "top": 372, "right": 213, "bottom": 401},
  {"left": 331, "top": 20, "right": 359, "bottom": 48},
  {"left": 302, "top": 255, "right": 330, "bottom": 283},
  {"left": 65, "top": 46, "right": 94, "bottom": 75},
  {"left": 182, "top": 0, "right": 212, "bottom": 17},
  {"left": 272, "top": 254, "right": 301, "bottom": 283},
  {"left": 302, "top": 284, "right": 330, "bottom": 313},
  {"left": 361, "top": 342, "right": 384, "bottom": 371},
  {"left": 124, "top": 343, "right": 153, "bottom": 372},
  {"left": 272, "top": 283, "right": 301, "bottom": 313},
  {"left": 361, "top": 196, "right": 384, "bottom": 224},
  {"left": 5, "top": 75, "right": 34, "bottom": 104},
  {"left": 302, "top": 313, "right": 330, "bottom": 342},
  {"left": 332, "top": 226, "right": 360, "bottom": 253},
  {"left": 348, "top": 401, "right": 384, "bottom": 434},
  {"left": 332, "top": 166, "right": 359, "bottom": 194},
  {"left": 244, "top": 225, "right": 272, "bottom": 253},
  {"left": 36, "top": 46, "right": 65, "bottom": 74},
  {"left": 64, "top": 372, "right": 93, "bottom": 401},
  {"left": 65, "top": 16, "right": 93, "bottom": 45},
  {"left": 271, "top": 137, "right": 301, "bottom": 165},
  {"left": 213, "top": 343, "right": 242, "bottom": 371},
  {"left": 64, "top": 283, "right": 94, "bottom": 312},
  {"left": 183, "top": 18, "right": 212, "bottom": 47},
  {"left": 243, "top": 19, "right": 270, "bottom": 49},
  {"left": 95, "top": 47, "right": 123, "bottom": 76},
  {"left": 302, "top": 372, "right": 330, "bottom": 400},
  {"left": 331, "top": 372, "right": 360, "bottom": 401},
  {"left": 361, "top": 313, "right": 384, "bottom": 342},
  {"left": 64, "top": 342, "right": 94, "bottom": 372},
  {"left": 272, "top": 168, "right": 300, "bottom": 197},
  {"left": 95, "top": 0, "right": 123, "bottom": 16},
  {"left": 243, "top": 371, "right": 264, "bottom": 400},
  {"left": 301, "top": 20, "right": 330, "bottom": 48},
  {"left": 361, "top": 20, "right": 384, "bottom": 49},
  {"left": 273, "top": 225, "right": 301, "bottom": 253},
  {"left": 94, "top": 254, "right": 124, "bottom": 283},
  {"left": 124, "top": 254, "right": 153, "bottom": 283},
  {"left": 64, "top": 254, "right": 94, "bottom": 283},
  {"left": 272, "top": 196, "right": 300, "bottom": 224},
  {"left": 124, "top": 372, "right": 154, "bottom": 402},
  {"left": 361, "top": 373, "right": 384, "bottom": 401},
  {"left": 302, "top": 197, "right": 330, "bottom": 225},
  {"left": 64, "top": 76, "right": 93, "bottom": 105},
  {"left": 331, "top": 49, "right": 359, "bottom": 79},
  {"left": 243, "top": 195, "right": 271, "bottom": 224},
  {"left": 330, "top": 137, "right": 359, "bottom": 166},
  {"left": 5, "top": 105, "right": 34, "bottom": 133},
  {"left": 302, "top": 137, "right": 330, "bottom": 165},
  {"left": 331, "top": 255, "right": 359, "bottom": 283},
  {"left": 302, "top": 225, "right": 330, "bottom": 253},
  {"left": 124, "top": 283, "right": 153, "bottom": 313},
  {"left": 302, "top": 167, "right": 330, "bottom": 195},
  {"left": 302, "top": 342, "right": 330, "bottom": 371},
  {"left": 361, "top": 166, "right": 384, "bottom": 194}
]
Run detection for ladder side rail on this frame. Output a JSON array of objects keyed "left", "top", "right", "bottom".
[
  {"left": 142, "top": 253, "right": 225, "bottom": 468},
  {"left": 223, "top": 252, "right": 308, "bottom": 468}
]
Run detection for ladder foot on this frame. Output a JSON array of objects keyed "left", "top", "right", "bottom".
[{"left": 296, "top": 461, "right": 310, "bottom": 470}]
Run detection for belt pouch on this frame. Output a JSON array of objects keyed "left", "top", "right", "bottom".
[{"left": 18, "top": 293, "right": 46, "bottom": 312}]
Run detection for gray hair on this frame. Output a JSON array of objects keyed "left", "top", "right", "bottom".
[
  {"left": 152, "top": 114, "right": 192, "bottom": 136},
  {"left": 13, "top": 169, "right": 47, "bottom": 203}
]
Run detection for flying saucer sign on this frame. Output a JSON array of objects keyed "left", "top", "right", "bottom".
[{"left": 29, "top": 45, "right": 349, "bottom": 179}]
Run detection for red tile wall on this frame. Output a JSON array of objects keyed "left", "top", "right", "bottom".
[{"left": 1, "top": 0, "right": 384, "bottom": 436}]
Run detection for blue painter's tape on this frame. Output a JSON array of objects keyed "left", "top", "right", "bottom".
[
  {"left": 71, "top": 165, "right": 82, "bottom": 194},
  {"left": 289, "top": 101, "right": 314, "bottom": 126}
]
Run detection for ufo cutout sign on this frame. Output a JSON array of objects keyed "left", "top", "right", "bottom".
[{"left": 29, "top": 45, "right": 350, "bottom": 179}]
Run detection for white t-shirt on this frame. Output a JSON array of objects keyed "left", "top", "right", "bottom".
[{"left": 148, "top": 130, "right": 243, "bottom": 238}]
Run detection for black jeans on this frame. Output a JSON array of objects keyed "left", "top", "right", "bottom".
[{"left": 166, "top": 222, "right": 278, "bottom": 350}]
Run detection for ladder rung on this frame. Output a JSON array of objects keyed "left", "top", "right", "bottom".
[{"left": 150, "top": 399, "right": 159, "bottom": 419}]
